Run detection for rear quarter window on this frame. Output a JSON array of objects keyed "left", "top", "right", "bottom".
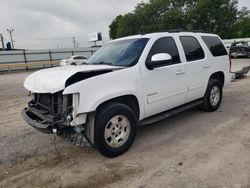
[{"left": 201, "top": 36, "right": 228, "bottom": 57}]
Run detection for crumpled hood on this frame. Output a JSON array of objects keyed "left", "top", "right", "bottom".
[{"left": 24, "top": 65, "right": 122, "bottom": 93}]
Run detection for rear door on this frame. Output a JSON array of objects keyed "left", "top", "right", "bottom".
[{"left": 179, "top": 36, "right": 207, "bottom": 102}]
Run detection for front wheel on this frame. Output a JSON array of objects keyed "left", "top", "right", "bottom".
[
  {"left": 94, "top": 103, "right": 137, "bottom": 157},
  {"left": 201, "top": 79, "right": 223, "bottom": 112}
]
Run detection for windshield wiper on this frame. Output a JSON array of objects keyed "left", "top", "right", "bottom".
[{"left": 94, "top": 61, "right": 113, "bottom": 65}]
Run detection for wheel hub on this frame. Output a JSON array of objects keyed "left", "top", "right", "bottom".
[
  {"left": 210, "top": 86, "right": 220, "bottom": 106},
  {"left": 104, "top": 115, "right": 131, "bottom": 148}
]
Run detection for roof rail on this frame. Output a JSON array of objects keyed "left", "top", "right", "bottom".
[
  {"left": 161, "top": 29, "right": 186, "bottom": 33},
  {"left": 187, "top": 30, "right": 208, "bottom": 33},
  {"left": 144, "top": 29, "right": 209, "bottom": 34}
]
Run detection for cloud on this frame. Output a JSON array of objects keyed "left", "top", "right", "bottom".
[
  {"left": 0, "top": 0, "right": 145, "bottom": 49},
  {"left": 238, "top": 0, "right": 250, "bottom": 9},
  {"left": 0, "top": 0, "right": 248, "bottom": 49}
]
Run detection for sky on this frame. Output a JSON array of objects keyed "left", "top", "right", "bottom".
[{"left": 0, "top": 0, "right": 249, "bottom": 50}]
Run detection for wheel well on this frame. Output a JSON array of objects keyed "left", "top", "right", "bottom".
[
  {"left": 210, "top": 72, "right": 225, "bottom": 86},
  {"left": 96, "top": 95, "right": 140, "bottom": 120}
]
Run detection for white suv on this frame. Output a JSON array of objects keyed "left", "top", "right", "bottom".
[{"left": 22, "top": 31, "right": 231, "bottom": 157}]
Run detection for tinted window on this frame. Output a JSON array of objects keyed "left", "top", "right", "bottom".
[
  {"left": 230, "top": 47, "right": 250, "bottom": 53},
  {"left": 201, "top": 36, "right": 228, "bottom": 56},
  {"left": 180, "top": 36, "right": 205, "bottom": 62},
  {"left": 147, "top": 37, "right": 181, "bottom": 64}
]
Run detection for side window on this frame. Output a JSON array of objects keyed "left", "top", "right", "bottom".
[
  {"left": 201, "top": 36, "right": 228, "bottom": 57},
  {"left": 180, "top": 36, "right": 205, "bottom": 62},
  {"left": 147, "top": 37, "right": 181, "bottom": 64}
]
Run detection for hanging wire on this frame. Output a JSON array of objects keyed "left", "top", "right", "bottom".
[{"left": 52, "top": 131, "right": 62, "bottom": 159}]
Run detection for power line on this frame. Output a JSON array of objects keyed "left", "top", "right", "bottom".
[{"left": 7, "top": 29, "right": 15, "bottom": 49}]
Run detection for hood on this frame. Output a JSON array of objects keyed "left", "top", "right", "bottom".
[{"left": 24, "top": 65, "right": 122, "bottom": 93}]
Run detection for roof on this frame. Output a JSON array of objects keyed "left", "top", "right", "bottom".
[{"left": 111, "top": 31, "right": 218, "bottom": 42}]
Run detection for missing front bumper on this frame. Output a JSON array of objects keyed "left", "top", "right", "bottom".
[
  {"left": 21, "top": 108, "right": 53, "bottom": 134},
  {"left": 21, "top": 108, "right": 95, "bottom": 146}
]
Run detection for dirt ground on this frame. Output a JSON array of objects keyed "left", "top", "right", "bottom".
[{"left": 0, "top": 59, "right": 250, "bottom": 188}]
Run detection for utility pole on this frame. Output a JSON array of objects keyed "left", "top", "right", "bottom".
[
  {"left": 7, "top": 29, "right": 14, "bottom": 49},
  {"left": 73, "top": 37, "right": 76, "bottom": 48},
  {"left": 0, "top": 34, "right": 4, "bottom": 51}
]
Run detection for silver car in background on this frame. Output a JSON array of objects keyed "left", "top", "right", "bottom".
[{"left": 60, "top": 55, "right": 87, "bottom": 66}]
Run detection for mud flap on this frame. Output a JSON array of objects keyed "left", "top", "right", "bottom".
[
  {"left": 56, "top": 112, "right": 96, "bottom": 147},
  {"left": 83, "top": 112, "right": 95, "bottom": 146}
]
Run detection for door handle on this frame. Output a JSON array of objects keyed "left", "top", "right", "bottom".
[
  {"left": 203, "top": 64, "right": 211, "bottom": 68},
  {"left": 175, "top": 70, "right": 185, "bottom": 75}
]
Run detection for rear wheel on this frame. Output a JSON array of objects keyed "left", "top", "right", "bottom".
[
  {"left": 95, "top": 103, "right": 137, "bottom": 157},
  {"left": 201, "top": 79, "right": 223, "bottom": 112},
  {"left": 71, "top": 62, "right": 76, "bottom": 65}
]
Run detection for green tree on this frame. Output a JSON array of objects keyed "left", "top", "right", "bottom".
[
  {"left": 109, "top": 0, "right": 250, "bottom": 39},
  {"left": 109, "top": 15, "right": 122, "bottom": 40},
  {"left": 110, "top": 0, "right": 198, "bottom": 38},
  {"left": 188, "top": 0, "right": 238, "bottom": 38},
  {"left": 231, "top": 16, "right": 250, "bottom": 38}
]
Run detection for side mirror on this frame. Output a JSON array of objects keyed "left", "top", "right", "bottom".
[{"left": 146, "top": 53, "right": 172, "bottom": 70}]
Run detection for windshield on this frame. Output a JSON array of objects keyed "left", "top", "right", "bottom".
[{"left": 86, "top": 38, "right": 149, "bottom": 67}]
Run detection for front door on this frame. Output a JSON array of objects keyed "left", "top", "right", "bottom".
[{"left": 141, "top": 37, "right": 188, "bottom": 118}]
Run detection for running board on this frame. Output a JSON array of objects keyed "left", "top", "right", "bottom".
[{"left": 138, "top": 100, "right": 203, "bottom": 126}]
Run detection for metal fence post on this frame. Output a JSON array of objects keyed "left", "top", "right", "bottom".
[
  {"left": 49, "top": 50, "right": 52, "bottom": 61},
  {"left": 49, "top": 50, "right": 53, "bottom": 67},
  {"left": 23, "top": 49, "right": 28, "bottom": 71}
]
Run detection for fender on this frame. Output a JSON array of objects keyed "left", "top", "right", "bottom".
[{"left": 63, "top": 66, "right": 145, "bottom": 120}]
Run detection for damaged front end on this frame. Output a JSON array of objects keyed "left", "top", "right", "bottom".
[
  {"left": 22, "top": 65, "right": 124, "bottom": 146},
  {"left": 22, "top": 92, "right": 94, "bottom": 146}
]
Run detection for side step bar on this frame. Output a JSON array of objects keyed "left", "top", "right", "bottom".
[{"left": 138, "top": 100, "right": 203, "bottom": 126}]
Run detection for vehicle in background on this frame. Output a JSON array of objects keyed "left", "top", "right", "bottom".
[
  {"left": 230, "top": 41, "right": 250, "bottom": 58},
  {"left": 60, "top": 55, "right": 88, "bottom": 66}
]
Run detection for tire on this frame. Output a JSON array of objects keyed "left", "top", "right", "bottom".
[
  {"left": 71, "top": 62, "right": 76, "bottom": 65},
  {"left": 201, "top": 79, "right": 223, "bottom": 112},
  {"left": 95, "top": 103, "right": 137, "bottom": 158}
]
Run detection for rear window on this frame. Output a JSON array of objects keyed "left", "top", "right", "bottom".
[
  {"left": 73, "top": 56, "right": 86, "bottom": 60},
  {"left": 201, "top": 36, "right": 228, "bottom": 57},
  {"left": 231, "top": 47, "right": 249, "bottom": 53}
]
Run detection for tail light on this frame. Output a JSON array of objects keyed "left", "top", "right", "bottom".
[{"left": 229, "top": 52, "right": 232, "bottom": 73}]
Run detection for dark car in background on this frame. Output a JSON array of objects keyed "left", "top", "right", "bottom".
[{"left": 230, "top": 41, "right": 250, "bottom": 58}]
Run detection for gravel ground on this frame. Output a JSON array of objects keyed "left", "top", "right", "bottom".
[{"left": 0, "top": 59, "right": 250, "bottom": 188}]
